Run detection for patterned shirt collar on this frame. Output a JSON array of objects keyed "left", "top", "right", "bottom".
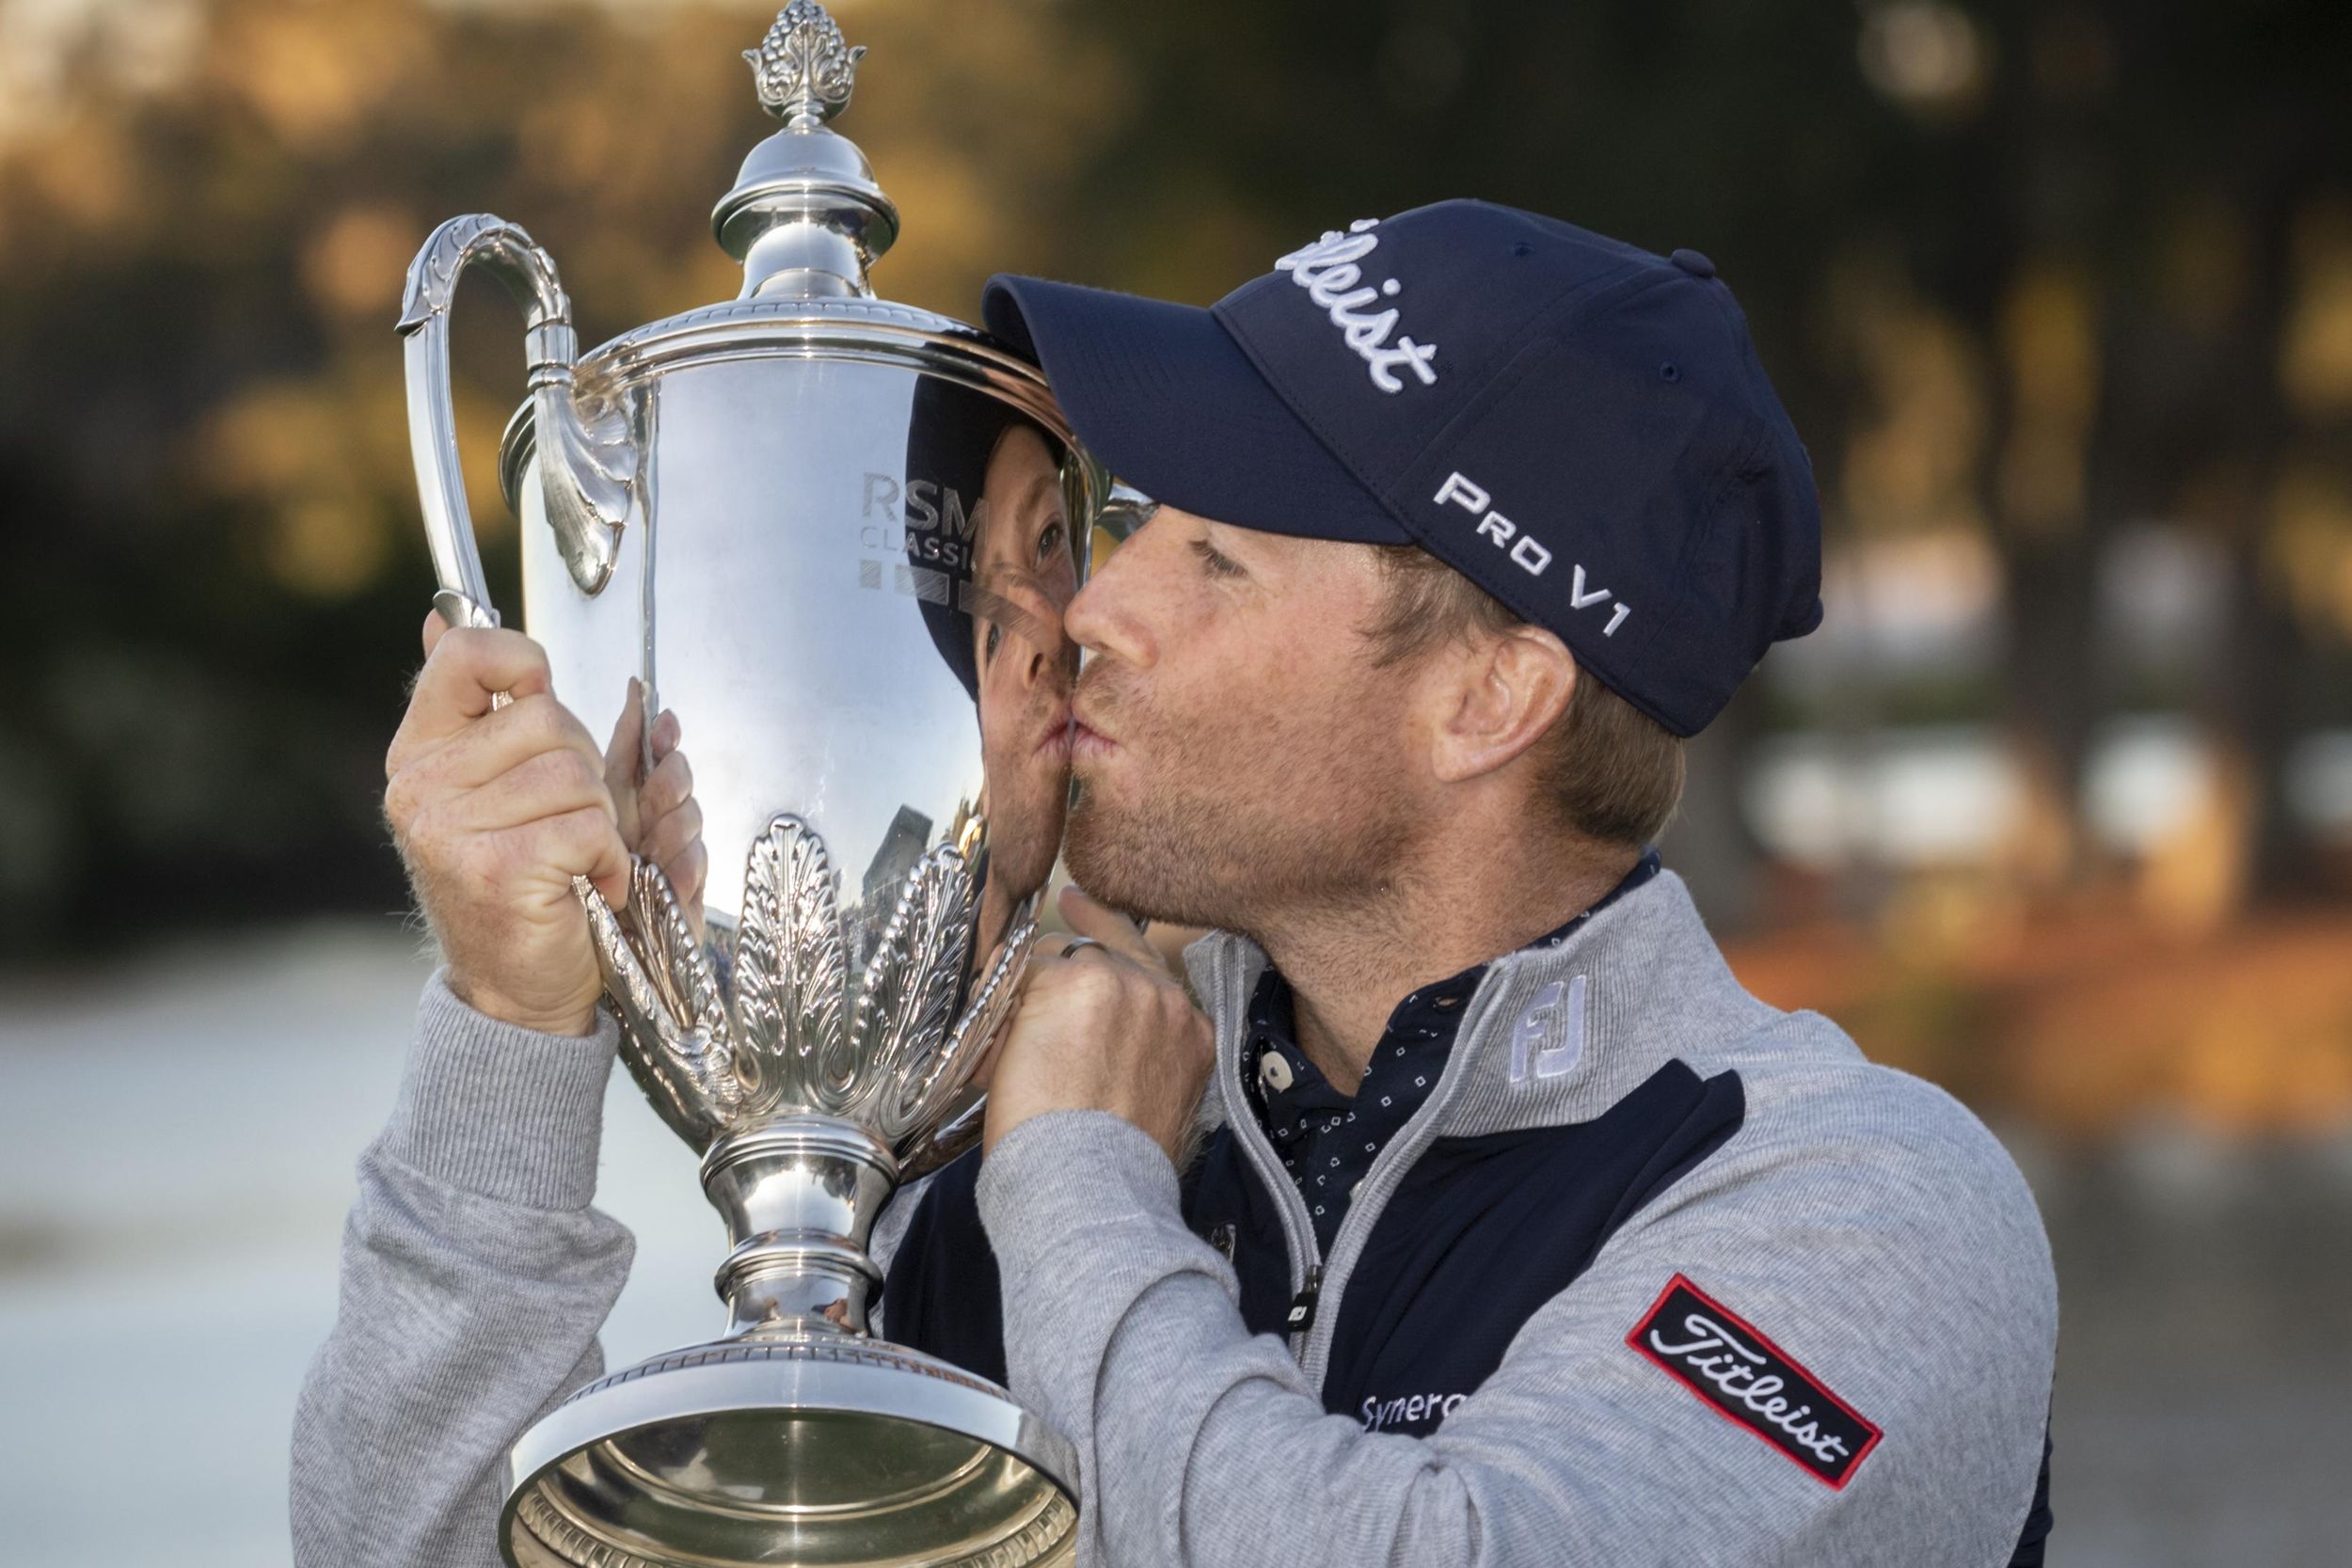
[{"left": 1242, "top": 849, "right": 1663, "bottom": 1251}]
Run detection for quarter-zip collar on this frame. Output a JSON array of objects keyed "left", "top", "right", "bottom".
[
  {"left": 1183, "top": 865, "right": 1785, "bottom": 1384},
  {"left": 1238, "top": 851, "right": 1661, "bottom": 1254}
]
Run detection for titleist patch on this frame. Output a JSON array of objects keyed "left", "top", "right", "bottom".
[{"left": 1628, "top": 1275, "right": 1881, "bottom": 1488}]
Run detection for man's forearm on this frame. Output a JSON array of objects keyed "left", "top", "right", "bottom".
[
  {"left": 976, "top": 1112, "right": 1473, "bottom": 1568},
  {"left": 291, "top": 972, "right": 635, "bottom": 1568}
]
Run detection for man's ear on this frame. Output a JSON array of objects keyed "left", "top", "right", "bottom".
[{"left": 1426, "top": 625, "right": 1578, "bottom": 785}]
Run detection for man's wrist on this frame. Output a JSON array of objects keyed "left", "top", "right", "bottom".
[{"left": 445, "top": 969, "right": 600, "bottom": 1037}]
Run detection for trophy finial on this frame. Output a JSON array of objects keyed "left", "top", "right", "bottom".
[
  {"left": 715, "top": 0, "right": 897, "bottom": 296},
  {"left": 744, "top": 1, "right": 866, "bottom": 125}
]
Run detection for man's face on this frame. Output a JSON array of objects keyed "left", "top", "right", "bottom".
[
  {"left": 970, "top": 424, "right": 1081, "bottom": 906},
  {"left": 1062, "top": 504, "right": 1427, "bottom": 935}
]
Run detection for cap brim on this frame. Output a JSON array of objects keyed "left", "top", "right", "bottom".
[{"left": 984, "top": 275, "right": 1407, "bottom": 545}]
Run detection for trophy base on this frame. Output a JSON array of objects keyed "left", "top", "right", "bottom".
[{"left": 501, "top": 1333, "right": 1079, "bottom": 1568}]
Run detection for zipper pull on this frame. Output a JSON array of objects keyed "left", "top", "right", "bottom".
[{"left": 1285, "top": 1263, "right": 1323, "bottom": 1334}]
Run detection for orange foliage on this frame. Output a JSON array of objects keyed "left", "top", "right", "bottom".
[{"left": 1727, "top": 905, "right": 2352, "bottom": 1141}]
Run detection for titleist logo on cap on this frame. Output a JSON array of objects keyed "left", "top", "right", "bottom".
[{"left": 1272, "top": 219, "right": 1440, "bottom": 394}]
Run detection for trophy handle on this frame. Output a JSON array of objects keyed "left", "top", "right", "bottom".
[{"left": 397, "top": 214, "right": 635, "bottom": 626}]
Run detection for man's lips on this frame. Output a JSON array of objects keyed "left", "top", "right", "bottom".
[
  {"left": 1069, "top": 712, "right": 1118, "bottom": 766},
  {"left": 1068, "top": 680, "right": 1126, "bottom": 767},
  {"left": 1034, "top": 705, "right": 1074, "bottom": 760}
]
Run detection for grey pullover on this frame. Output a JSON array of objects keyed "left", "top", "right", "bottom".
[{"left": 293, "top": 869, "right": 2057, "bottom": 1567}]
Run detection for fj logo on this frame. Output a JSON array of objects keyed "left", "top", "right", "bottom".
[
  {"left": 1508, "top": 975, "right": 1586, "bottom": 1085},
  {"left": 1434, "top": 472, "right": 1634, "bottom": 637}
]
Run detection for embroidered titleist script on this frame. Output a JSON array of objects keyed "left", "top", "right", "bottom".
[
  {"left": 1628, "top": 1275, "right": 1882, "bottom": 1488},
  {"left": 1272, "top": 219, "right": 1440, "bottom": 393}
]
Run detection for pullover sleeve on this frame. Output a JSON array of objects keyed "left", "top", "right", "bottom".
[
  {"left": 291, "top": 970, "right": 635, "bottom": 1568},
  {"left": 976, "top": 1095, "right": 2055, "bottom": 1568}
]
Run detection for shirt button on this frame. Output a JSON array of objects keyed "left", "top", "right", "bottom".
[{"left": 1258, "top": 1051, "right": 1295, "bottom": 1093}]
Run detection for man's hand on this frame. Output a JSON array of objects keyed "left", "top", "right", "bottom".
[
  {"left": 601, "top": 677, "right": 709, "bottom": 937},
  {"left": 983, "top": 885, "right": 1216, "bottom": 1164},
  {"left": 385, "top": 610, "right": 632, "bottom": 1037}
]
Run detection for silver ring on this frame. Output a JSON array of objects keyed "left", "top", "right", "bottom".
[{"left": 1060, "top": 936, "right": 1106, "bottom": 958}]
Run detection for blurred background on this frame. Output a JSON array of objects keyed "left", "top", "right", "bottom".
[{"left": 4, "top": 0, "right": 2348, "bottom": 1561}]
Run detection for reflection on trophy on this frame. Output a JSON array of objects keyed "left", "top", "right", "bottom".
[{"left": 394, "top": 4, "right": 1094, "bottom": 1563}]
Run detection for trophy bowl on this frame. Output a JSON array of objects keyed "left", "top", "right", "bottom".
[{"left": 395, "top": 6, "right": 1095, "bottom": 1564}]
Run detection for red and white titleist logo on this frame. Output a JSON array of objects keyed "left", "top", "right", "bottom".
[
  {"left": 1645, "top": 1312, "right": 1854, "bottom": 1465},
  {"left": 1628, "top": 1275, "right": 1881, "bottom": 1487}
]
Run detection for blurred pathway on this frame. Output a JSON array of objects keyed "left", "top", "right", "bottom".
[
  {"left": 0, "top": 922, "right": 723, "bottom": 1568},
  {"left": 1, "top": 921, "right": 2347, "bottom": 1565}
]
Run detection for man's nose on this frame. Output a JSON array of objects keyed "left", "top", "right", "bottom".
[
  {"left": 1020, "top": 616, "right": 1056, "bottom": 692},
  {"left": 1066, "top": 525, "right": 1157, "bottom": 671}
]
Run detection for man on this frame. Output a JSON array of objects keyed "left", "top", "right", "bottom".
[
  {"left": 895, "top": 378, "right": 1085, "bottom": 958},
  {"left": 296, "top": 200, "right": 2056, "bottom": 1567}
]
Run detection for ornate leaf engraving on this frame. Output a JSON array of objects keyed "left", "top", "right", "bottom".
[
  {"left": 630, "top": 859, "right": 729, "bottom": 1040},
  {"left": 586, "top": 871, "right": 740, "bottom": 1151},
  {"left": 743, "top": 1, "right": 865, "bottom": 125},
  {"left": 732, "top": 816, "right": 850, "bottom": 1117},
  {"left": 881, "top": 914, "right": 1035, "bottom": 1144},
  {"left": 533, "top": 372, "right": 637, "bottom": 596},
  {"left": 397, "top": 213, "right": 498, "bottom": 329},
  {"left": 396, "top": 213, "right": 566, "bottom": 335},
  {"left": 591, "top": 819, "right": 1000, "bottom": 1148},
  {"left": 840, "top": 845, "right": 972, "bottom": 1120}
]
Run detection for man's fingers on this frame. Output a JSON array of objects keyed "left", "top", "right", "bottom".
[
  {"left": 1057, "top": 884, "right": 1158, "bottom": 965},
  {"left": 602, "top": 677, "right": 647, "bottom": 784},
  {"left": 390, "top": 691, "right": 602, "bottom": 809},
  {"left": 650, "top": 708, "right": 682, "bottom": 763},
  {"left": 532, "top": 803, "right": 632, "bottom": 909},
  {"left": 389, "top": 626, "right": 558, "bottom": 775},
  {"left": 422, "top": 626, "right": 556, "bottom": 713},
  {"left": 639, "top": 748, "right": 693, "bottom": 824},
  {"left": 638, "top": 794, "right": 703, "bottom": 871},
  {"left": 659, "top": 838, "right": 708, "bottom": 908},
  {"left": 421, "top": 607, "right": 450, "bottom": 659},
  {"left": 450, "top": 745, "right": 618, "bottom": 838}
]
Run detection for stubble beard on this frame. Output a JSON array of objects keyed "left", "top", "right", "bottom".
[{"left": 1062, "top": 679, "right": 1418, "bottom": 939}]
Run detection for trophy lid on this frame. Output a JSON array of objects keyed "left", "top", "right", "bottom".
[
  {"left": 498, "top": 0, "right": 1084, "bottom": 515},
  {"left": 712, "top": 0, "right": 900, "bottom": 301}
]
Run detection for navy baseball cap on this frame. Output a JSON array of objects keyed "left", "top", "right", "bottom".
[{"left": 981, "top": 199, "right": 1823, "bottom": 737}]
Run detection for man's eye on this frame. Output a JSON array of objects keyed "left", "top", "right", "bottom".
[
  {"left": 985, "top": 621, "right": 1003, "bottom": 661},
  {"left": 1191, "top": 539, "right": 1245, "bottom": 578},
  {"left": 1035, "top": 518, "right": 1066, "bottom": 565}
]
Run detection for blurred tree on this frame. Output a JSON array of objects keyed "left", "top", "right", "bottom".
[
  {"left": 0, "top": 0, "right": 1121, "bottom": 957},
  {"left": 1946, "top": 0, "right": 2352, "bottom": 921},
  {"left": 2, "top": 0, "right": 2345, "bottom": 959}
]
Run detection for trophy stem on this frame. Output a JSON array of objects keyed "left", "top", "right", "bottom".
[{"left": 699, "top": 1114, "right": 899, "bottom": 1338}]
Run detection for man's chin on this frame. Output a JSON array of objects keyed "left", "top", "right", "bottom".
[
  {"left": 1064, "top": 795, "right": 1191, "bottom": 928},
  {"left": 1062, "top": 803, "right": 1137, "bottom": 910},
  {"left": 1069, "top": 817, "right": 1253, "bottom": 936}
]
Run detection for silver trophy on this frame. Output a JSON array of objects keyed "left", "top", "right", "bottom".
[{"left": 395, "top": 5, "right": 1096, "bottom": 1563}]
